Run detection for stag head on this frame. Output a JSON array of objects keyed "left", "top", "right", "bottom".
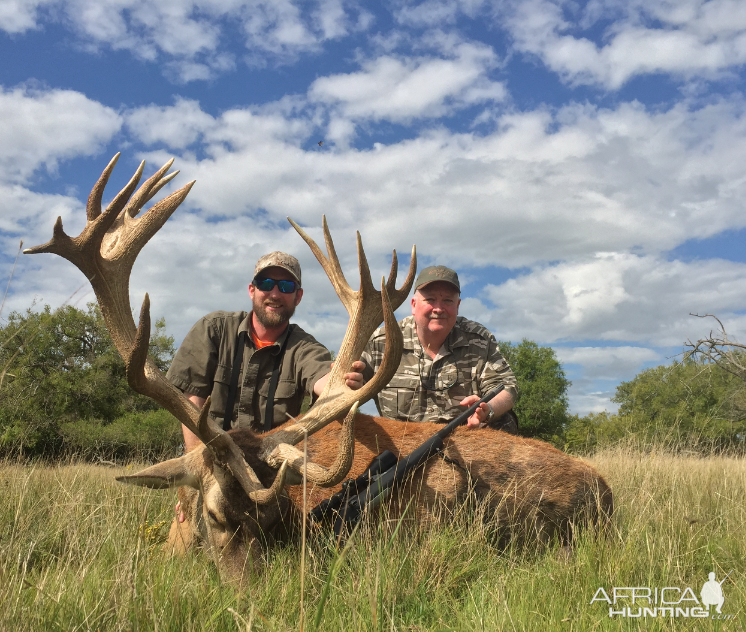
[{"left": 25, "top": 155, "right": 416, "bottom": 580}]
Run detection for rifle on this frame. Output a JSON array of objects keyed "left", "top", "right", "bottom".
[{"left": 309, "top": 385, "right": 505, "bottom": 536}]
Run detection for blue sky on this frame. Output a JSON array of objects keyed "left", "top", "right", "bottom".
[{"left": 3, "top": 0, "right": 746, "bottom": 414}]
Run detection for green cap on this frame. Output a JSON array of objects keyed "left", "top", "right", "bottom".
[
  {"left": 254, "top": 251, "right": 302, "bottom": 286},
  {"left": 414, "top": 265, "right": 460, "bottom": 292}
]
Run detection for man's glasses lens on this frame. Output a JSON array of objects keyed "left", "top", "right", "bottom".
[{"left": 254, "top": 278, "right": 297, "bottom": 293}]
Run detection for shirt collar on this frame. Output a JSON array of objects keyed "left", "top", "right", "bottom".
[
  {"left": 402, "top": 315, "right": 468, "bottom": 357},
  {"left": 244, "top": 311, "right": 292, "bottom": 352}
]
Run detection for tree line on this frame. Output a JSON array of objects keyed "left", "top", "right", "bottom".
[{"left": 1, "top": 302, "right": 742, "bottom": 460}]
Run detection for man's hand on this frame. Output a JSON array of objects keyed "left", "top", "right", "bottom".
[
  {"left": 342, "top": 360, "right": 365, "bottom": 390},
  {"left": 313, "top": 360, "right": 366, "bottom": 396},
  {"left": 460, "top": 394, "right": 492, "bottom": 429}
]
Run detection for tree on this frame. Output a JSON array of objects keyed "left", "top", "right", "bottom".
[
  {"left": 564, "top": 356, "right": 746, "bottom": 452},
  {"left": 497, "top": 339, "right": 570, "bottom": 441},
  {"left": 0, "top": 303, "right": 175, "bottom": 456}
]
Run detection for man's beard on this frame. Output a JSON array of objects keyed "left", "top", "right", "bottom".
[{"left": 253, "top": 296, "right": 296, "bottom": 329}]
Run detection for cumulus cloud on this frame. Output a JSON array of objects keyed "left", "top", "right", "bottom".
[
  {"left": 482, "top": 254, "right": 746, "bottom": 346},
  {"left": 0, "top": 86, "right": 121, "bottom": 184},
  {"left": 140, "top": 95, "right": 746, "bottom": 276},
  {"left": 0, "top": 0, "right": 55, "bottom": 33},
  {"left": 504, "top": 0, "right": 746, "bottom": 89},
  {"left": 0, "top": 0, "right": 372, "bottom": 80},
  {"left": 308, "top": 42, "right": 505, "bottom": 123},
  {"left": 125, "top": 98, "right": 216, "bottom": 150},
  {"left": 555, "top": 346, "right": 661, "bottom": 379}
]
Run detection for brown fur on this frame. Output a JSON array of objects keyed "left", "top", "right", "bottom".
[
  {"left": 130, "top": 414, "right": 612, "bottom": 583},
  {"left": 291, "top": 416, "right": 613, "bottom": 539}
]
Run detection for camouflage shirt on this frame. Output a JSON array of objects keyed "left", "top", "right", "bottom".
[
  {"left": 167, "top": 311, "right": 331, "bottom": 431},
  {"left": 360, "top": 315, "right": 518, "bottom": 423}
]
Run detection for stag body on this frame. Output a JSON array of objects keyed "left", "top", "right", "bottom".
[{"left": 147, "top": 415, "right": 612, "bottom": 582}]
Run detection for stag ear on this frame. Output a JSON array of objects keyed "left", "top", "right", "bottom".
[{"left": 116, "top": 455, "right": 199, "bottom": 490}]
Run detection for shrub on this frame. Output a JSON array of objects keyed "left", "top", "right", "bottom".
[{"left": 59, "top": 409, "right": 183, "bottom": 461}]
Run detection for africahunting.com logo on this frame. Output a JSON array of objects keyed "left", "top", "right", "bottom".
[{"left": 591, "top": 571, "right": 735, "bottom": 620}]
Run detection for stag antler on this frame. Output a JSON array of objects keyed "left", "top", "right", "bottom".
[
  {"left": 24, "top": 154, "right": 278, "bottom": 502},
  {"left": 26, "top": 155, "right": 417, "bottom": 499},
  {"left": 258, "top": 216, "right": 416, "bottom": 484}
]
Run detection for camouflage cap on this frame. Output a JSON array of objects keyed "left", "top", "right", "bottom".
[
  {"left": 414, "top": 265, "right": 460, "bottom": 292},
  {"left": 254, "top": 251, "right": 302, "bottom": 286}
]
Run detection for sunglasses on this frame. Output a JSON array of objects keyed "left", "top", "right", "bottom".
[{"left": 253, "top": 277, "right": 298, "bottom": 293}]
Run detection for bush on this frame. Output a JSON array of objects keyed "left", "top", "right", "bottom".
[
  {"left": 0, "top": 303, "right": 175, "bottom": 458},
  {"left": 497, "top": 339, "right": 570, "bottom": 441},
  {"left": 59, "top": 409, "right": 183, "bottom": 461}
]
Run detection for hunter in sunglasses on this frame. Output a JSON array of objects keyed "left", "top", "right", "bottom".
[{"left": 167, "top": 251, "right": 365, "bottom": 462}]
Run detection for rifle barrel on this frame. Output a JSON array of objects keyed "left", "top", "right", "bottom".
[{"left": 348, "top": 385, "right": 506, "bottom": 518}]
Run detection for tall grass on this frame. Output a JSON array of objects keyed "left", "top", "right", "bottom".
[{"left": 0, "top": 446, "right": 743, "bottom": 631}]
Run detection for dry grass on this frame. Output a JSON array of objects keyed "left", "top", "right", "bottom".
[{"left": 0, "top": 446, "right": 743, "bottom": 631}]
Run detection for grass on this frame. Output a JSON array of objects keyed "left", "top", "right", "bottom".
[{"left": 0, "top": 445, "right": 744, "bottom": 631}]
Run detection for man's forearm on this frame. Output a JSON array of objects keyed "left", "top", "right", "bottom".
[
  {"left": 182, "top": 394, "right": 206, "bottom": 452},
  {"left": 487, "top": 389, "right": 514, "bottom": 418}
]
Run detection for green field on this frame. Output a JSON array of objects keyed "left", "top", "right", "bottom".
[{"left": 0, "top": 446, "right": 743, "bottom": 631}]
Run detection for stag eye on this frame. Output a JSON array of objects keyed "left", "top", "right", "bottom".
[{"left": 207, "top": 510, "right": 220, "bottom": 525}]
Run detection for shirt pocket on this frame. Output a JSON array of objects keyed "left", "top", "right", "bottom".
[
  {"left": 382, "top": 373, "right": 420, "bottom": 420},
  {"left": 258, "top": 379, "right": 299, "bottom": 426},
  {"left": 209, "top": 363, "right": 233, "bottom": 422}
]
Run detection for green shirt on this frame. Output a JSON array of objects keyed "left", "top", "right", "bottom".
[
  {"left": 361, "top": 315, "right": 518, "bottom": 422},
  {"left": 167, "top": 311, "right": 332, "bottom": 430}
]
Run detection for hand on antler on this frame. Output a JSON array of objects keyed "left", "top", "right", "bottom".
[{"left": 313, "top": 360, "right": 365, "bottom": 396}]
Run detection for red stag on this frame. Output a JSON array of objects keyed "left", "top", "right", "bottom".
[{"left": 25, "top": 155, "right": 613, "bottom": 583}]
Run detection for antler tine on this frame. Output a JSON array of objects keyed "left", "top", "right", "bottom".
[
  {"left": 143, "top": 170, "right": 179, "bottom": 207},
  {"left": 103, "top": 161, "right": 144, "bottom": 220},
  {"left": 122, "top": 158, "right": 174, "bottom": 219},
  {"left": 386, "top": 245, "right": 417, "bottom": 306},
  {"left": 321, "top": 215, "right": 355, "bottom": 306},
  {"left": 355, "top": 231, "right": 377, "bottom": 296},
  {"left": 262, "top": 402, "right": 359, "bottom": 486},
  {"left": 87, "top": 153, "right": 120, "bottom": 221},
  {"left": 126, "top": 292, "right": 153, "bottom": 393},
  {"left": 289, "top": 216, "right": 358, "bottom": 312}
]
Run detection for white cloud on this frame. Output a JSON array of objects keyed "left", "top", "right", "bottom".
[
  {"left": 0, "top": 0, "right": 54, "bottom": 33},
  {"left": 2, "top": 0, "right": 372, "bottom": 80},
  {"left": 483, "top": 255, "right": 746, "bottom": 346},
  {"left": 504, "top": 0, "right": 746, "bottom": 89},
  {"left": 125, "top": 98, "right": 216, "bottom": 149},
  {"left": 393, "top": 0, "right": 487, "bottom": 27},
  {"left": 145, "top": 95, "right": 746, "bottom": 277},
  {"left": 555, "top": 346, "right": 661, "bottom": 378},
  {"left": 308, "top": 42, "right": 505, "bottom": 122},
  {"left": 0, "top": 86, "right": 121, "bottom": 184}
]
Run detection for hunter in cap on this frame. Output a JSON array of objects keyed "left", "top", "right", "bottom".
[
  {"left": 360, "top": 265, "right": 518, "bottom": 432},
  {"left": 167, "top": 250, "right": 365, "bottom": 452}
]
